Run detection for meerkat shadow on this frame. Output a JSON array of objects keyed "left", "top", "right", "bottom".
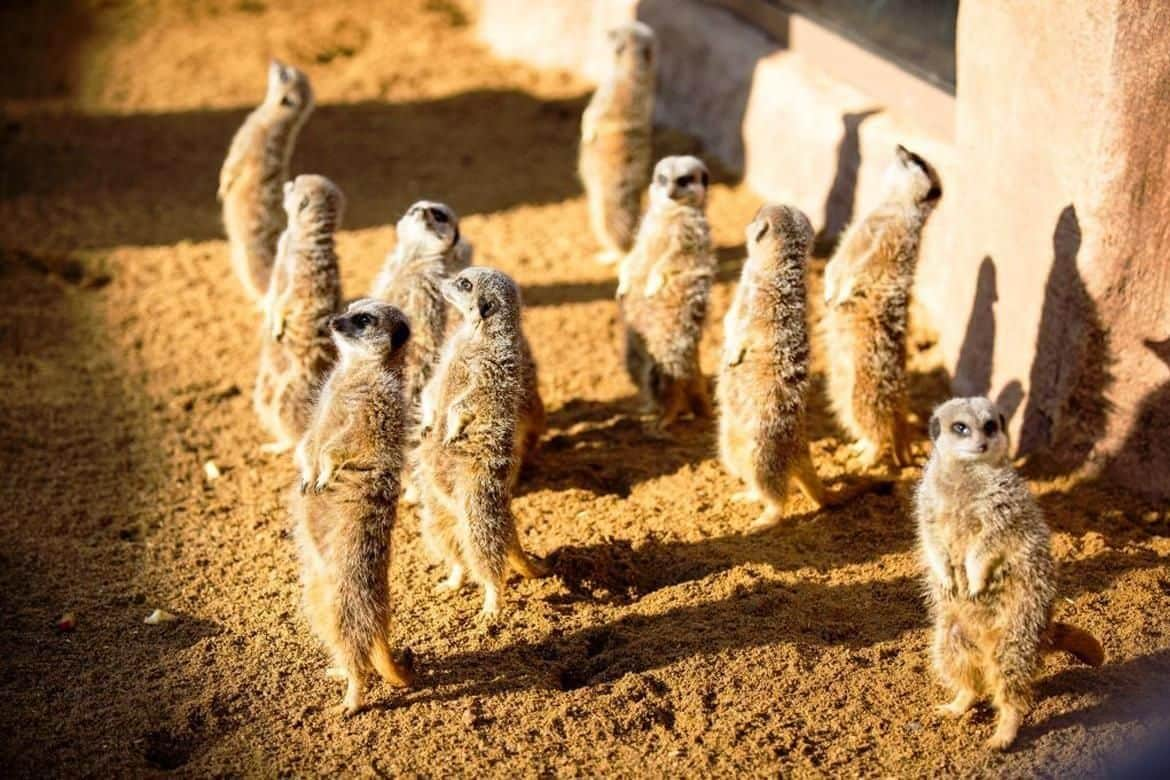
[
  {"left": 814, "top": 108, "right": 882, "bottom": 257},
  {"left": 953, "top": 255, "right": 998, "bottom": 398}
]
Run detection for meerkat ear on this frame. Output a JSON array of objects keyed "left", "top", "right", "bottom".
[
  {"left": 477, "top": 295, "right": 496, "bottom": 319},
  {"left": 929, "top": 414, "right": 942, "bottom": 441},
  {"left": 390, "top": 319, "right": 411, "bottom": 350},
  {"left": 896, "top": 144, "right": 912, "bottom": 163},
  {"left": 999, "top": 413, "right": 1007, "bottom": 433}
]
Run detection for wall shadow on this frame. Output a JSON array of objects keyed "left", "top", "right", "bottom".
[
  {"left": 814, "top": 108, "right": 881, "bottom": 255},
  {"left": 0, "top": 3, "right": 97, "bottom": 102},
  {"left": 1019, "top": 205, "right": 1113, "bottom": 474},
  {"left": 953, "top": 255, "right": 997, "bottom": 397},
  {"left": 1103, "top": 337, "right": 1170, "bottom": 495},
  {"left": 0, "top": 90, "right": 589, "bottom": 251}
]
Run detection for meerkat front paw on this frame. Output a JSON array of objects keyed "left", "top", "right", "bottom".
[
  {"left": 443, "top": 407, "right": 470, "bottom": 444},
  {"left": 435, "top": 565, "right": 465, "bottom": 594},
  {"left": 312, "top": 454, "right": 335, "bottom": 492},
  {"left": 725, "top": 344, "right": 746, "bottom": 367},
  {"left": 936, "top": 690, "right": 975, "bottom": 719},
  {"left": 644, "top": 268, "right": 666, "bottom": 297}
]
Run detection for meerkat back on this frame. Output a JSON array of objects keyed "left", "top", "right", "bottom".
[
  {"left": 220, "top": 60, "right": 315, "bottom": 304},
  {"left": 579, "top": 22, "right": 657, "bottom": 262},
  {"left": 253, "top": 174, "right": 343, "bottom": 454},
  {"left": 822, "top": 144, "right": 941, "bottom": 468}
]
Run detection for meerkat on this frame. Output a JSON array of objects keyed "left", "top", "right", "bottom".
[
  {"left": 369, "top": 200, "right": 473, "bottom": 410},
  {"left": 916, "top": 397, "right": 1105, "bottom": 750},
  {"left": 292, "top": 299, "right": 415, "bottom": 716},
  {"left": 718, "top": 205, "right": 829, "bottom": 529},
  {"left": 579, "top": 22, "right": 657, "bottom": 264},
  {"left": 219, "top": 60, "right": 315, "bottom": 305},
  {"left": 618, "top": 155, "right": 715, "bottom": 432},
  {"left": 822, "top": 144, "right": 942, "bottom": 468},
  {"left": 253, "top": 174, "right": 343, "bottom": 453},
  {"left": 415, "top": 267, "right": 547, "bottom": 619}
]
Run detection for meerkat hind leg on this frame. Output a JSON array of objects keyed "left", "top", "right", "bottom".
[
  {"left": 937, "top": 688, "right": 977, "bottom": 719},
  {"left": 730, "top": 489, "right": 762, "bottom": 504},
  {"left": 332, "top": 669, "right": 365, "bottom": 718},
  {"left": 987, "top": 704, "right": 1023, "bottom": 751},
  {"left": 790, "top": 451, "right": 827, "bottom": 510},
  {"left": 436, "top": 563, "right": 466, "bottom": 593},
  {"left": 260, "top": 440, "right": 293, "bottom": 455}
]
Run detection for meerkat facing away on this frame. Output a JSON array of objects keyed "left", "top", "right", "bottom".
[
  {"left": 253, "top": 174, "right": 343, "bottom": 454},
  {"left": 822, "top": 144, "right": 941, "bottom": 468},
  {"left": 718, "top": 205, "right": 828, "bottom": 529},
  {"left": 916, "top": 397, "right": 1104, "bottom": 750},
  {"left": 292, "top": 299, "right": 415, "bottom": 716},
  {"left": 369, "top": 201, "right": 473, "bottom": 411},
  {"left": 579, "top": 22, "right": 657, "bottom": 264},
  {"left": 415, "top": 267, "right": 548, "bottom": 619},
  {"left": 619, "top": 155, "right": 715, "bottom": 432},
  {"left": 219, "top": 60, "right": 314, "bottom": 304}
]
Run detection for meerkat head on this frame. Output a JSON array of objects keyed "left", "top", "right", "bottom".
[
  {"left": 396, "top": 200, "right": 462, "bottom": 255},
  {"left": 603, "top": 22, "right": 657, "bottom": 80},
  {"left": 929, "top": 397, "right": 1010, "bottom": 466},
  {"left": 650, "top": 156, "right": 710, "bottom": 210},
  {"left": 283, "top": 174, "right": 345, "bottom": 234},
  {"left": 330, "top": 299, "right": 411, "bottom": 365},
  {"left": 745, "top": 204, "right": 813, "bottom": 268},
  {"left": 882, "top": 144, "right": 942, "bottom": 206},
  {"left": 265, "top": 60, "right": 314, "bottom": 118},
  {"left": 442, "top": 267, "right": 521, "bottom": 334}
]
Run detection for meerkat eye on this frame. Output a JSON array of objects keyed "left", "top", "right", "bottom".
[
  {"left": 655, "top": 174, "right": 668, "bottom": 186},
  {"left": 641, "top": 46, "right": 653, "bottom": 65},
  {"left": 614, "top": 42, "right": 627, "bottom": 56},
  {"left": 983, "top": 419, "right": 1000, "bottom": 436},
  {"left": 457, "top": 277, "right": 473, "bottom": 292},
  {"left": 951, "top": 421, "right": 969, "bottom": 436},
  {"left": 676, "top": 175, "right": 692, "bottom": 188},
  {"left": 281, "top": 95, "right": 296, "bottom": 108},
  {"left": 298, "top": 195, "right": 309, "bottom": 211},
  {"left": 700, "top": 170, "right": 710, "bottom": 187},
  {"left": 351, "top": 313, "right": 374, "bottom": 329},
  {"left": 429, "top": 208, "right": 449, "bottom": 224}
]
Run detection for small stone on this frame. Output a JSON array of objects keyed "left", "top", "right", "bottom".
[
  {"left": 56, "top": 612, "right": 76, "bottom": 632},
  {"left": 203, "top": 460, "right": 221, "bottom": 481},
  {"left": 1142, "top": 510, "right": 1161, "bottom": 525},
  {"left": 144, "top": 608, "right": 176, "bottom": 625}
]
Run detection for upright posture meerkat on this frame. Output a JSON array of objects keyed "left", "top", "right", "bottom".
[
  {"left": 219, "top": 60, "right": 314, "bottom": 304},
  {"left": 579, "top": 21, "right": 657, "bottom": 263},
  {"left": 369, "top": 200, "right": 473, "bottom": 409},
  {"left": 253, "top": 174, "right": 343, "bottom": 453},
  {"left": 292, "top": 299, "right": 415, "bottom": 716},
  {"left": 416, "top": 268, "right": 547, "bottom": 618},
  {"left": 822, "top": 144, "right": 941, "bottom": 467},
  {"left": 916, "top": 397, "right": 1104, "bottom": 750},
  {"left": 718, "top": 205, "right": 828, "bottom": 528},
  {"left": 619, "top": 155, "right": 715, "bottom": 431}
]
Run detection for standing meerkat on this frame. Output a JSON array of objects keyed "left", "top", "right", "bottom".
[
  {"left": 822, "top": 144, "right": 942, "bottom": 468},
  {"left": 718, "top": 205, "right": 828, "bottom": 529},
  {"left": 253, "top": 174, "right": 343, "bottom": 454},
  {"left": 415, "top": 267, "right": 547, "bottom": 619},
  {"left": 292, "top": 299, "right": 415, "bottom": 716},
  {"left": 369, "top": 200, "right": 473, "bottom": 410},
  {"left": 579, "top": 21, "right": 657, "bottom": 263},
  {"left": 916, "top": 397, "right": 1104, "bottom": 750},
  {"left": 219, "top": 60, "right": 314, "bottom": 304},
  {"left": 619, "top": 155, "right": 716, "bottom": 432}
]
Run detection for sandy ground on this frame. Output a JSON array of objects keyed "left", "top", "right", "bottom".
[{"left": 1, "top": 1, "right": 1168, "bottom": 776}]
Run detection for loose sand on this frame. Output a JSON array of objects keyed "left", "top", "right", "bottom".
[{"left": 1, "top": 1, "right": 1168, "bottom": 776}]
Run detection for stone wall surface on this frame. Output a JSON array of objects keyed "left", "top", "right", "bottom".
[{"left": 477, "top": 0, "right": 1170, "bottom": 496}]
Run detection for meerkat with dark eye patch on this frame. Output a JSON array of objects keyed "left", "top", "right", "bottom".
[
  {"left": 916, "top": 396, "right": 1104, "bottom": 751},
  {"left": 415, "top": 267, "right": 548, "bottom": 620},
  {"left": 822, "top": 144, "right": 942, "bottom": 468},
  {"left": 618, "top": 155, "right": 715, "bottom": 432},
  {"left": 220, "top": 60, "right": 314, "bottom": 305},
  {"left": 253, "top": 174, "right": 343, "bottom": 454},
  {"left": 292, "top": 299, "right": 415, "bottom": 717},
  {"left": 579, "top": 22, "right": 657, "bottom": 264},
  {"left": 718, "top": 205, "right": 830, "bottom": 529}
]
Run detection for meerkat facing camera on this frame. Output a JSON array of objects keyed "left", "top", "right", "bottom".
[
  {"left": 619, "top": 155, "right": 716, "bottom": 432},
  {"left": 415, "top": 268, "right": 547, "bottom": 619},
  {"left": 822, "top": 144, "right": 941, "bottom": 468},
  {"left": 718, "top": 204, "right": 828, "bottom": 529},
  {"left": 916, "top": 397, "right": 1104, "bottom": 750},
  {"left": 219, "top": 60, "right": 314, "bottom": 305},
  {"left": 579, "top": 21, "right": 657, "bottom": 263},
  {"left": 369, "top": 200, "right": 473, "bottom": 410},
  {"left": 292, "top": 299, "right": 415, "bottom": 716},
  {"left": 253, "top": 174, "right": 343, "bottom": 454}
]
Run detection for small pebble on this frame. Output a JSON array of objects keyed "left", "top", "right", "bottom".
[
  {"left": 203, "top": 460, "right": 221, "bottom": 481},
  {"left": 144, "top": 608, "right": 176, "bottom": 625},
  {"left": 56, "top": 612, "right": 76, "bottom": 632}
]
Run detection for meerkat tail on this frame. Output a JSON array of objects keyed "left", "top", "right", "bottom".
[
  {"left": 1042, "top": 622, "right": 1105, "bottom": 667},
  {"left": 370, "top": 634, "right": 414, "bottom": 687},
  {"left": 506, "top": 526, "right": 549, "bottom": 579}
]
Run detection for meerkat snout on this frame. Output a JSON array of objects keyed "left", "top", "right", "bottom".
[
  {"left": 651, "top": 156, "right": 709, "bottom": 208},
  {"left": 928, "top": 398, "right": 1009, "bottom": 464},
  {"left": 607, "top": 21, "right": 656, "bottom": 69},
  {"left": 398, "top": 201, "right": 461, "bottom": 252},
  {"left": 885, "top": 144, "right": 942, "bottom": 205}
]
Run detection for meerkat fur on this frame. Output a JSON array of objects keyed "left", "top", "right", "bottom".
[
  {"left": 292, "top": 299, "right": 415, "bottom": 716},
  {"left": 718, "top": 205, "right": 828, "bottom": 529},
  {"left": 415, "top": 268, "right": 548, "bottom": 619},
  {"left": 579, "top": 22, "right": 657, "bottom": 263},
  {"left": 822, "top": 144, "right": 941, "bottom": 468},
  {"left": 619, "top": 155, "right": 715, "bottom": 432},
  {"left": 916, "top": 397, "right": 1104, "bottom": 750},
  {"left": 253, "top": 174, "right": 343, "bottom": 454},
  {"left": 220, "top": 60, "right": 314, "bottom": 304}
]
